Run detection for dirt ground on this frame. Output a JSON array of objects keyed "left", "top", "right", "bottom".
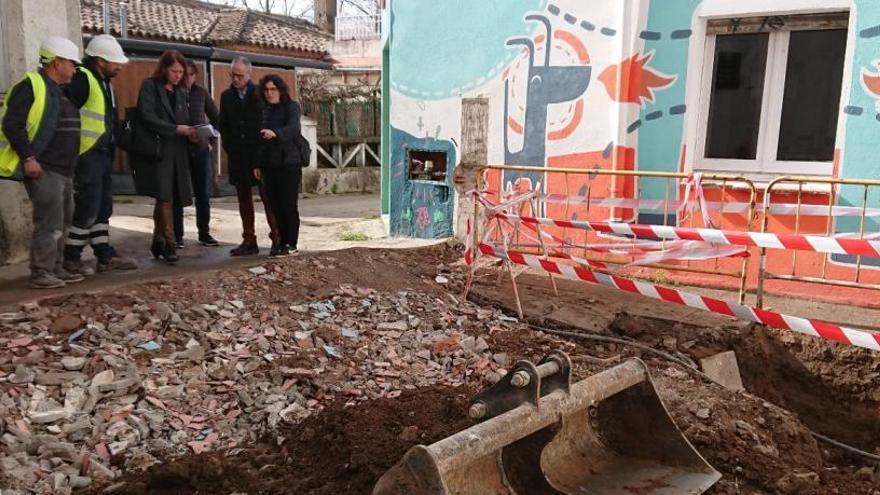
[
  {"left": 102, "top": 386, "right": 476, "bottom": 495},
  {"left": 4, "top": 244, "right": 880, "bottom": 494}
]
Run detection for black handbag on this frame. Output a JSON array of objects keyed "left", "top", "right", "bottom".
[
  {"left": 296, "top": 134, "right": 310, "bottom": 168},
  {"left": 119, "top": 106, "right": 162, "bottom": 161}
]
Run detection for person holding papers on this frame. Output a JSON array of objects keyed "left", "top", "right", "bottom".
[
  {"left": 173, "top": 60, "right": 220, "bottom": 248},
  {"left": 130, "top": 50, "right": 197, "bottom": 264}
]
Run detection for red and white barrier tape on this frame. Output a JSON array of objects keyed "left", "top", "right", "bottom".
[
  {"left": 499, "top": 213, "right": 880, "bottom": 257},
  {"left": 464, "top": 217, "right": 473, "bottom": 266},
  {"left": 533, "top": 194, "right": 880, "bottom": 218},
  {"left": 474, "top": 190, "right": 749, "bottom": 266},
  {"left": 478, "top": 243, "right": 880, "bottom": 351},
  {"left": 678, "top": 173, "right": 717, "bottom": 228}
]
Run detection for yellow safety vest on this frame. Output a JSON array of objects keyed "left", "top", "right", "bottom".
[
  {"left": 78, "top": 67, "right": 107, "bottom": 155},
  {"left": 0, "top": 72, "right": 46, "bottom": 179}
]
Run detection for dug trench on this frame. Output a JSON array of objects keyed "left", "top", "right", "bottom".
[{"left": 470, "top": 272, "right": 880, "bottom": 492}]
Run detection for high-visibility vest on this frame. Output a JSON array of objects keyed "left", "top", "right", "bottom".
[
  {"left": 78, "top": 67, "right": 107, "bottom": 155},
  {"left": 0, "top": 72, "right": 46, "bottom": 179}
]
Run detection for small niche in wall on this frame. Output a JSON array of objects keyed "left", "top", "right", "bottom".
[{"left": 408, "top": 149, "right": 447, "bottom": 182}]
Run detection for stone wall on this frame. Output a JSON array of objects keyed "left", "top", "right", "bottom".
[
  {"left": 0, "top": 0, "right": 82, "bottom": 265},
  {"left": 302, "top": 168, "right": 380, "bottom": 195}
]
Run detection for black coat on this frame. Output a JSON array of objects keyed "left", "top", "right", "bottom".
[
  {"left": 256, "top": 101, "right": 302, "bottom": 169},
  {"left": 219, "top": 81, "right": 262, "bottom": 186},
  {"left": 129, "top": 78, "right": 193, "bottom": 206}
]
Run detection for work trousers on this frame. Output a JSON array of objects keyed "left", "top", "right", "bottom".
[
  {"left": 64, "top": 149, "right": 116, "bottom": 263},
  {"left": 24, "top": 170, "right": 73, "bottom": 275},
  {"left": 173, "top": 147, "right": 213, "bottom": 241}
]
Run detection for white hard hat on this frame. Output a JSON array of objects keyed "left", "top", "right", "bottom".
[
  {"left": 86, "top": 34, "right": 129, "bottom": 64},
  {"left": 39, "top": 36, "right": 81, "bottom": 64}
]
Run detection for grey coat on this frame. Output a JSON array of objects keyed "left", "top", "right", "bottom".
[{"left": 130, "top": 78, "right": 193, "bottom": 206}]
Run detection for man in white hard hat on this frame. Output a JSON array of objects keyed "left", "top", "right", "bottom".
[
  {"left": 63, "top": 34, "right": 137, "bottom": 275},
  {"left": 0, "top": 36, "right": 84, "bottom": 288}
]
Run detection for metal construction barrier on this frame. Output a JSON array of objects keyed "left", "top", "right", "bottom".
[
  {"left": 465, "top": 165, "right": 758, "bottom": 311},
  {"left": 755, "top": 176, "right": 880, "bottom": 308},
  {"left": 462, "top": 166, "right": 880, "bottom": 350}
]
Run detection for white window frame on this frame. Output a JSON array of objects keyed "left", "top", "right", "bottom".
[
  {"left": 684, "top": 0, "right": 855, "bottom": 181},
  {"left": 696, "top": 28, "right": 844, "bottom": 176}
]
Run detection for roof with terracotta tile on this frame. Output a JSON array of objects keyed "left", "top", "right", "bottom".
[{"left": 80, "top": 0, "right": 331, "bottom": 55}]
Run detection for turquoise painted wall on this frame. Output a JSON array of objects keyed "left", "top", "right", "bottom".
[
  {"left": 636, "top": 0, "right": 702, "bottom": 204},
  {"left": 389, "top": 0, "right": 547, "bottom": 100},
  {"left": 839, "top": 1, "right": 880, "bottom": 237}
]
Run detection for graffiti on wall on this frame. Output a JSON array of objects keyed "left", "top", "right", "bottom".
[
  {"left": 389, "top": 0, "right": 691, "bottom": 237},
  {"left": 860, "top": 60, "right": 880, "bottom": 112},
  {"left": 389, "top": 127, "right": 457, "bottom": 238},
  {"left": 499, "top": 3, "right": 679, "bottom": 199},
  {"left": 598, "top": 52, "right": 676, "bottom": 106},
  {"left": 502, "top": 13, "right": 591, "bottom": 193}
]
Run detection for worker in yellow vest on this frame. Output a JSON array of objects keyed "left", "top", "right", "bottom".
[
  {"left": 0, "top": 36, "right": 83, "bottom": 289},
  {"left": 63, "top": 34, "right": 137, "bottom": 275}
]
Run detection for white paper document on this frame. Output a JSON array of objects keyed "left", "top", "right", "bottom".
[{"left": 194, "top": 124, "right": 220, "bottom": 140}]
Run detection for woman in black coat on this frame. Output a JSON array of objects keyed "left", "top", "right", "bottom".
[
  {"left": 254, "top": 74, "right": 303, "bottom": 257},
  {"left": 130, "top": 50, "right": 197, "bottom": 263}
]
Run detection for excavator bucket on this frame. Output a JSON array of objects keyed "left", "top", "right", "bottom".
[{"left": 374, "top": 351, "right": 720, "bottom": 494}]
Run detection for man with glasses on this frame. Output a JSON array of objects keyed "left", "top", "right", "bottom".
[{"left": 219, "top": 56, "right": 278, "bottom": 256}]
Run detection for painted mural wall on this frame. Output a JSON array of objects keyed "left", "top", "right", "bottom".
[{"left": 385, "top": 0, "right": 880, "bottom": 255}]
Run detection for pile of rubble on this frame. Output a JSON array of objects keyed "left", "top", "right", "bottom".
[{"left": 0, "top": 265, "right": 519, "bottom": 494}]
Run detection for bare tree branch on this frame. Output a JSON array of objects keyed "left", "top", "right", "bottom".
[
  {"left": 295, "top": 3, "right": 314, "bottom": 18},
  {"left": 340, "top": 0, "right": 380, "bottom": 16},
  {"left": 202, "top": 0, "right": 313, "bottom": 19}
]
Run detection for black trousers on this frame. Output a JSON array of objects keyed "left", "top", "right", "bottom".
[
  {"left": 64, "top": 149, "right": 116, "bottom": 263},
  {"left": 173, "top": 147, "right": 213, "bottom": 241},
  {"left": 262, "top": 166, "right": 301, "bottom": 249}
]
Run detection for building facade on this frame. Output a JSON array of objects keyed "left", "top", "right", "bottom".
[
  {"left": 79, "top": 0, "right": 332, "bottom": 192},
  {"left": 383, "top": 0, "right": 880, "bottom": 293}
]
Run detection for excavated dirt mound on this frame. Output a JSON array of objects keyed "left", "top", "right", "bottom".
[{"left": 95, "top": 385, "right": 474, "bottom": 495}]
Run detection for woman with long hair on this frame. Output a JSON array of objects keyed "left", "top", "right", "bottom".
[
  {"left": 130, "top": 49, "right": 197, "bottom": 263},
  {"left": 254, "top": 74, "right": 303, "bottom": 257}
]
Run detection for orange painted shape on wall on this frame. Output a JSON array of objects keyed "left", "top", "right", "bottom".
[
  {"left": 508, "top": 116, "right": 524, "bottom": 135},
  {"left": 598, "top": 53, "right": 676, "bottom": 106},
  {"left": 542, "top": 147, "right": 636, "bottom": 247},
  {"left": 547, "top": 100, "right": 584, "bottom": 141},
  {"left": 554, "top": 30, "right": 590, "bottom": 64},
  {"left": 862, "top": 69, "right": 880, "bottom": 98}
]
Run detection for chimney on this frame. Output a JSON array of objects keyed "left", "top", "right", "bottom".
[
  {"left": 313, "top": 0, "right": 337, "bottom": 34},
  {"left": 120, "top": 1, "right": 129, "bottom": 39},
  {"left": 102, "top": 0, "right": 111, "bottom": 34}
]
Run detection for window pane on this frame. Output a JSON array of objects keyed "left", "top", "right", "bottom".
[
  {"left": 777, "top": 30, "right": 847, "bottom": 162},
  {"left": 705, "top": 33, "right": 769, "bottom": 160}
]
